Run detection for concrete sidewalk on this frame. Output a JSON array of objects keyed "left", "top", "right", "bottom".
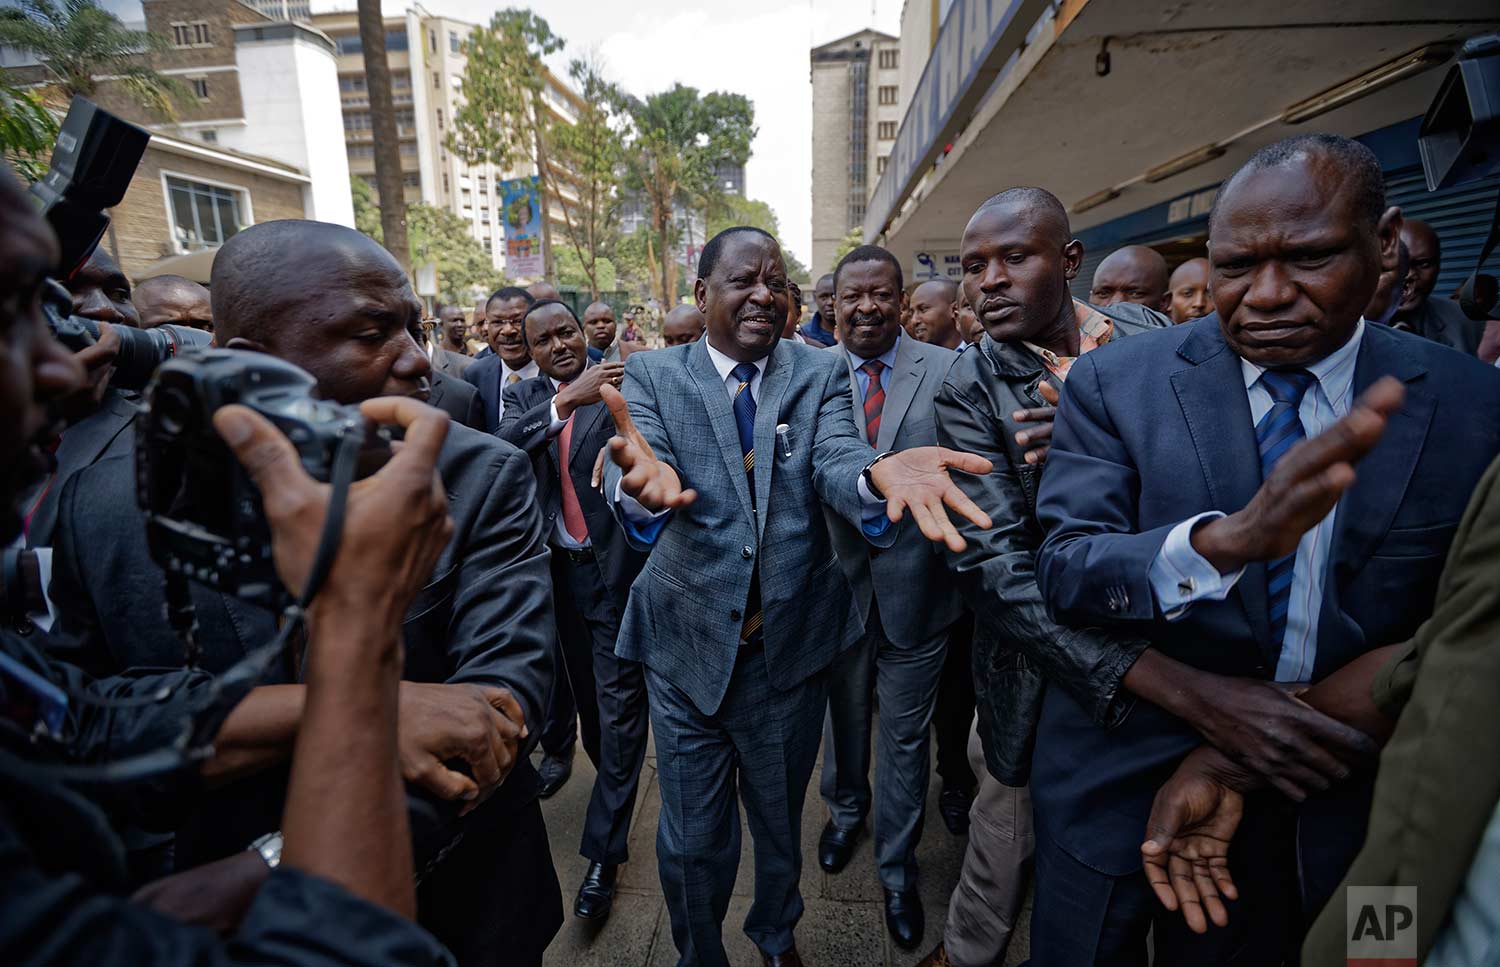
[{"left": 538, "top": 730, "right": 1031, "bottom": 967}]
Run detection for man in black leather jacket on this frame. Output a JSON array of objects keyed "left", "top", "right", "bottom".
[{"left": 918, "top": 187, "right": 1166, "bottom": 967}]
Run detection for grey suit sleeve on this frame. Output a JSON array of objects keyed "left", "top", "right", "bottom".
[
  {"left": 602, "top": 354, "right": 682, "bottom": 550},
  {"left": 437, "top": 445, "right": 554, "bottom": 750},
  {"left": 495, "top": 382, "right": 530, "bottom": 441},
  {"left": 497, "top": 397, "right": 556, "bottom": 457},
  {"left": 810, "top": 359, "right": 896, "bottom": 548}
]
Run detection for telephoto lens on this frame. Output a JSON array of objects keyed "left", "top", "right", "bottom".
[{"left": 41, "top": 279, "right": 212, "bottom": 389}]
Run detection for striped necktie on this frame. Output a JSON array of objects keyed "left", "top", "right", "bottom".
[
  {"left": 861, "top": 359, "right": 886, "bottom": 445},
  {"left": 729, "top": 362, "right": 763, "bottom": 646},
  {"left": 1256, "top": 368, "right": 1317, "bottom": 649}
]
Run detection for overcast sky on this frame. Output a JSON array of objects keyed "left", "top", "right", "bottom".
[{"left": 103, "top": 0, "right": 904, "bottom": 266}]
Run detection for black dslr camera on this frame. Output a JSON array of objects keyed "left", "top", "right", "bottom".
[
  {"left": 137, "top": 349, "right": 391, "bottom": 611},
  {"left": 31, "top": 97, "right": 210, "bottom": 389}
]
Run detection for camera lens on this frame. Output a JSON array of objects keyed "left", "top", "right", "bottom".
[{"left": 153, "top": 386, "right": 194, "bottom": 437}]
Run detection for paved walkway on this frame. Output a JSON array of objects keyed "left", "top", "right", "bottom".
[{"left": 537, "top": 729, "right": 1031, "bottom": 967}]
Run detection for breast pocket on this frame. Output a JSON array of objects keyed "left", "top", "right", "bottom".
[{"left": 1371, "top": 521, "right": 1460, "bottom": 560}]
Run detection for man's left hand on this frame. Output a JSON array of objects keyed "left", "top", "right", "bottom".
[{"left": 869, "top": 446, "right": 993, "bottom": 551}]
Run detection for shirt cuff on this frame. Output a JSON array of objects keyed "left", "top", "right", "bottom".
[
  {"left": 613, "top": 479, "right": 671, "bottom": 524},
  {"left": 31, "top": 547, "right": 56, "bottom": 633},
  {"left": 1148, "top": 512, "right": 1245, "bottom": 620},
  {"left": 546, "top": 400, "right": 567, "bottom": 439},
  {"left": 856, "top": 475, "right": 891, "bottom": 536}
]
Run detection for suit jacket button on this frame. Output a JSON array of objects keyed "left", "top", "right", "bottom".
[
  {"left": 742, "top": 545, "right": 753, "bottom": 559},
  {"left": 730, "top": 609, "right": 742, "bottom": 622}
]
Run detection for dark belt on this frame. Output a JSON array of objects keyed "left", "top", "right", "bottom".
[{"left": 553, "top": 544, "right": 594, "bottom": 565}]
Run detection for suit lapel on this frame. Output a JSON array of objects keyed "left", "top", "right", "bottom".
[
  {"left": 1329, "top": 328, "right": 1432, "bottom": 580},
  {"left": 568, "top": 399, "right": 608, "bottom": 471},
  {"left": 753, "top": 343, "right": 793, "bottom": 538},
  {"left": 54, "top": 391, "right": 136, "bottom": 471},
  {"left": 1169, "top": 322, "right": 1275, "bottom": 658},
  {"left": 876, "top": 337, "right": 924, "bottom": 452},
  {"left": 687, "top": 338, "right": 755, "bottom": 524}
]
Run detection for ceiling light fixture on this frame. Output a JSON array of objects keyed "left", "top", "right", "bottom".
[
  {"left": 1144, "top": 143, "right": 1227, "bottom": 183},
  {"left": 1281, "top": 44, "right": 1453, "bottom": 125}
]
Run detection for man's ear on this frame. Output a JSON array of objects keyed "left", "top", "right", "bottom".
[
  {"left": 1377, "top": 205, "right": 1404, "bottom": 273},
  {"left": 1062, "top": 239, "right": 1085, "bottom": 282},
  {"left": 694, "top": 277, "right": 708, "bottom": 313}
]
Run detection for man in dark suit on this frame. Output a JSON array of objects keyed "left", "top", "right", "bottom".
[
  {"left": 497, "top": 301, "right": 642, "bottom": 922},
  {"left": 47, "top": 220, "right": 564, "bottom": 967},
  {"left": 600, "top": 226, "right": 993, "bottom": 966},
  {"left": 430, "top": 303, "right": 475, "bottom": 378},
  {"left": 815, "top": 244, "right": 962, "bottom": 949},
  {"left": 1031, "top": 134, "right": 1500, "bottom": 964},
  {"left": 1392, "top": 218, "right": 1482, "bottom": 353},
  {"left": 428, "top": 369, "right": 486, "bottom": 430},
  {"left": 463, "top": 286, "right": 539, "bottom": 431}
]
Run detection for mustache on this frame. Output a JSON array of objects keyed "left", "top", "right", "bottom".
[{"left": 847, "top": 312, "right": 885, "bottom": 327}]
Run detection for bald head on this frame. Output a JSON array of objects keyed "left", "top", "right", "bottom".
[
  {"left": 210, "top": 220, "right": 428, "bottom": 405},
  {"left": 1090, "top": 246, "right": 1169, "bottom": 311},
  {"left": 910, "top": 279, "right": 960, "bottom": 348},
  {"left": 582, "top": 300, "right": 617, "bottom": 351},
  {"left": 1166, "top": 257, "right": 1211, "bottom": 324},
  {"left": 527, "top": 280, "right": 561, "bottom": 302},
  {"left": 975, "top": 187, "right": 1071, "bottom": 248},
  {"left": 1397, "top": 219, "right": 1441, "bottom": 316},
  {"left": 134, "top": 274, "right": 212, "bottom": 331},
  {"left": 662, "top": 304, "right": 706, "bottom": 346}
]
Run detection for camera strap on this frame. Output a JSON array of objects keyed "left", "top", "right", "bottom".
[{"left": 49, "top": 421, "right": 367, "bottom": 785}]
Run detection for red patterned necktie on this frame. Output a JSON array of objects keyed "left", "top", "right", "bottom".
[
  {"left": 556, "top": 384, "right": 588, "bottom": 543},
  {"left": 861, "top": 360, "right": 886, "bottom": 445}
]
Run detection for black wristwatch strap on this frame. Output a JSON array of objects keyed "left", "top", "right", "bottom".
[{"left": 862, "top": 451, "right": 896, "bottom": 500}]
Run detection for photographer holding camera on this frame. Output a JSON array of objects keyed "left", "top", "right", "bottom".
[
  {"left": 45, "top": 218, "right": 564, "bottom": 965},
  {"left": 1, "top": 169, "right": 456, "bottom": 963}
]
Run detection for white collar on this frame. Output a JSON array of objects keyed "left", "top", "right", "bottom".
[
  {"left": 704, "top": 338, "right": 770, "bottom": 384},
  {"left": 502, "top": 358, "right": 539, "bottom": 379}
]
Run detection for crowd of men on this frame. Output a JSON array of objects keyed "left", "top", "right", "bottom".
[{"left": 4, "top": 127, "right": 1500, "bottom": 967}]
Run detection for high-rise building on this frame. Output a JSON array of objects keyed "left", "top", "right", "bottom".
[
  {"left": 809, "top": 29, "right": 900, "bottom": 276},
  {"left": 310, "top": 8, "right": 584, "bottom": 276}
]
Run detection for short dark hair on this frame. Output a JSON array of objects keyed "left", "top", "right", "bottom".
[
  {"left": 1213, "top": 133, "right": 1385, "bottom": 232},
  {"left": 973, "top": 187, "right": 1072, "bottom": 243},
  {"left": 521, "top": 298, "right": 582, "bottom": 346},
  {"left": 486, "top": 286, "right": 535, "bottom": 313},
  {"left": 698, "top": 225, "right": 777, "bottom": 280},
  {"left": 834, "top": 244, "right": 904, "bottom": 292}
]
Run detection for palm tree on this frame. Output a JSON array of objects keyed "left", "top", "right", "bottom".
[
  {"left": 0, "top": 0, "right": 192, "bottom": 119},
  {"left": 356, "top": 0, "right": 409, "bottom": 273}
]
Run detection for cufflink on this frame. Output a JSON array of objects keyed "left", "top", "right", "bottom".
[{"left": 1177, "top": 578, "right": 1195, "bottom": 595}]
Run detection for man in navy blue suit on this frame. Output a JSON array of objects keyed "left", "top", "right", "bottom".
[{"left": 1031, "top": 134, "right": 1500, "bottom": 965}]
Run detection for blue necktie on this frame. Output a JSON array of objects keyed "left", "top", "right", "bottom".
[
  {"left": 1256, "top": 368, "right": 1316, "bottom": 649},
  {"left": 729, "top": 362, "right": 763, "bottom": 646}
]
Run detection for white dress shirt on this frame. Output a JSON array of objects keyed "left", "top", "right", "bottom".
[
  {"left": 495, "top": 358, "right": 540, "bottom": 425},
  {"left": 1148, "top": 320, "right": 1366, "bottom": 682}
]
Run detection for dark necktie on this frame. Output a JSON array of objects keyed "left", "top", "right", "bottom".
[
  {"left": 1256, "top": 368, "right": 1316, "bottom": 649},
  {"left": 729, "top": 363, "right": 763, "bottom": 646},
  {"left": 861, "top": 359, "right": 886, "bottom": 445}
]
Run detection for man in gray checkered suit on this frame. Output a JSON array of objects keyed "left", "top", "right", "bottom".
[{"left": 600, "top": 226, "right": 992, "bottom": 967}]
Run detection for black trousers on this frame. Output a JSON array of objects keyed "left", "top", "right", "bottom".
[
  {"left": 933, "top": 611, "right": 977, "bottom": 795},
  {"left": 539, "top": 546, "right": 651, "bottom": 865}
]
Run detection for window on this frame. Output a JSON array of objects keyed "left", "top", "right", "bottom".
[
  {"left": 480, "top": 209, "right": 490, "bottom": 224},
  {"left": 442, "top": 172, "right": 450, "bottom": 193},
  {"left": 482, "top": 237, "right": 492, "bottom": 253},
  {"left": 436, "top": 108, "right": 443, "bottom": 130},
  {"left": 385, "top": 30, "right": 407, "bottom": 52},
  {"left": 200, "top": 129, "right": 217, "bottom": 144},
  {"left": 339, "top": 74, "right": 367, "bottom": 93},
  {"left": 877, "top": 85, "right": 897, "bottom": 105},
  {"left": 449, "top": 30, "right": 459, "bottom": 53},
  {"left": 391, "top": 71, "right": 411, "bottom": 90},
  {"left": 877, "top": 121, "right": 896, "bottom": 140},
  {"left": 189, "top": 76, "right": 209, "bottom": 99},
  {"left": 403, "top": 172, "right": 421, "bottom": 187},
  {"left": 878, "top": 49, "right": 898, "bottom": 69},
  {"left": 334, "top": 33, "right": 361, "bottom": 55},
  {"left": 348, "top": 144, "right": 374, "bottom": 158},
  {"left": 171, "top": 22, "right": 211, "bottom": 47},
  {"left": 165, "top": 176, "right": 246, "bottom": 250},
  {"left": 876, "top": 155, "right": 888, "bottom": 174},
  {"left": 477, "top": 176, "right": 487, "bottom": 194},
  {"left": 432, "top": 71, "right": 440, "bottom": 88},
  {"left": 428, "top": 29, "right": 436, "bottom": 52}
]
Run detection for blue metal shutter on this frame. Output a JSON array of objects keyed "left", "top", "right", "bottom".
[{"left": 1384, "top": 166, "right": 1500, "bottom": 299}]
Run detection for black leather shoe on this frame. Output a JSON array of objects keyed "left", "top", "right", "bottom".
[
  {"left": 939, "top": 784, "right": 972, "bottom": 836},
  {"left": 760, "top": 945, "right": 803, "bottom": 967},
  {"left": 537, "top": 748, "right": 573, "bottom": 799},
  {"left": 573, "top": 861, "right": 617, "bottom": 920},
  {"left": 883, "top": 887, "right": 925, "bottom": 950},
  {"left": 817, "top": 819, "right": 862, "bottom": 874}
]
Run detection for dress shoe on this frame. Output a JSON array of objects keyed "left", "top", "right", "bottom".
[
  {"left": 573, "top": 861, "right": 617, "bottom": 920},
  {"left": 817, "top": 818, "right": 863, "bottom": 873},
  {"left": 914, "top": 942, "right": 956, "bottom": 967},
  {"left": 939, "top": 784, "right": 973, "bottom": 836},
  {"left": 884, "top": 887, "right": 925, "bottom": 950},
  {"left": 537, "top": 748, "right": 573, "bottom": 799},
  {"left": 760, "top": 944, "right": 803, "bottom": 967}
]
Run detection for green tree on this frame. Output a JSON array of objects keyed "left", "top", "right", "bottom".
[
  {"left": 619, "top": 84, "right": 755, "bottom": 304},
  {"left": 447, "top": 9, "right": 561, "bottom": 279},
  {"left": 407, "top": 204, "right": 502, "bottom": 304},
  {"left": 350, "top": 176, "right": 383, "bottom": 241},
  {"left": 706, "top": 195, "right": 810, "bottom": 285},
  {"left": 833, "top": 226, "right": 863, "bottom": 267},
  {"left": 0, "top": 0, "right": 193, "bottom": 119},
  {"left": 556, "top": 245, "right": 617, "bottom": 293},
  {"left": 0, "top": 83, "right": 58, "bottom": 182},
  {"left": 548, "top": 55, "right": 624, "bottom": 299},
  {"left": 612, "top": 225, "right": 660, "bottom": 300}
]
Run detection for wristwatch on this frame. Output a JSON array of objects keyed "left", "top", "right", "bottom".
[
  {"left": 861, "top": 451, "right": 896, "bottom": 500},
  {"left": 249, "top": 831, "right": 284, "bottom": 869}
]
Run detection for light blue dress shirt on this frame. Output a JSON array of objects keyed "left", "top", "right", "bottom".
[{"left": 1147, "top": 320, "right": 1366, "bottom": 682}]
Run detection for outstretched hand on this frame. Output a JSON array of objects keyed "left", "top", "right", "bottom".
[
  {"left": 1141, "top": 746, "right": 1249, "bottom": 934},
  {"left": 869, "top": 446, "right": 994, "bottom": 552},
  {"left": 601, "top": 383, "right": 697, "bottom": 513}
]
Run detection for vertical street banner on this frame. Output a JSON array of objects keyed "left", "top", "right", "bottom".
[{"left": 500, "top": 176, "right": 544, "bottom": 278}]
